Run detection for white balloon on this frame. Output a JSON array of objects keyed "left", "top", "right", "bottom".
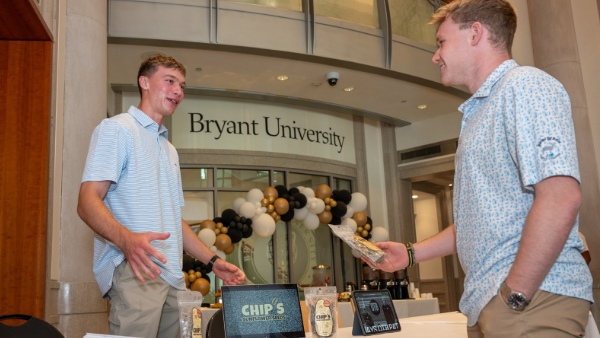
[
  {"left": 253, "top": 213, "right": 276, "bottom": 237},
  {"left": 307, "top": 197, "right": 325, "bottom": 214},
  {"left": 370, "top": 227, "right": 389, "bottom": 243},
  {"left": 349, "top": 192, "right": 368, "bottom": 212},
  {"left": 294, "top": 206, "right": 309, "bottom": 221},
  {"left": 351, "top": 248, "right": 362, "bottom": 258},
  {"left": 247, "top": 188, "right": 264, "bottom": 203},
  {"left": 215, "top": 249, "right": 226, "bottom": 260},
  {"left": 302, "top": 187, "right": 315, "bottom": 199},
  {"left": 303, "top": 213, "right": 320, "bottom": 230},
  {"left": 232, "top": 197, "right": 246, "bottom": 213},
  {"left": 343, "top": 206, "right": 355, "bottom": 219},
  {"left": 239, "top": 201, "right": 256, "bottom": 218},
  {"left": 198, "top": 228, "right": 216, "bottom": 247},
  {"left": 210, "top": 245, "right": 218, "bottom": 252},
  {"left": 341, "top": 218, "right": 358, "bottom": 233}
]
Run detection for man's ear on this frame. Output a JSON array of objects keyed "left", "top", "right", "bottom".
[
  {"left": 470, "top": 22, "right": 484, "bottom": 46},
  {"left": 139, "top": 76, "right": 149, "bottom": 91}
]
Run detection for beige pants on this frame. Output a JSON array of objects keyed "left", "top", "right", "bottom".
[
  {"left": 468, "top": 290, "right": 590, "bottom": 338},
  {"left": 107, "top": 261, "right": 181, "bottom": 338}
]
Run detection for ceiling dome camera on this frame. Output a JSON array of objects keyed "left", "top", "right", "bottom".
[{"left": 326, "top": 71, "right": 339, "bottom": 86}]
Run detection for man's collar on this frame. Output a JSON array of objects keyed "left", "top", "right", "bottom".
[{"left": 127, "top": 106, "right": 168, "bottom": 136}]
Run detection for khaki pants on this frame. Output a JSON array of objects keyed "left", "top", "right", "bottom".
[
  {"left": 107, "top": 261, "right": 181, "bottom": 338},
  {"left": 468, "top": 290, "right": 590, "bottom": 338}
]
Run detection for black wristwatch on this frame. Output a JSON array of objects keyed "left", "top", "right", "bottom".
[{"left": 500, "top": 281, "right": 530, "bottom": 311}]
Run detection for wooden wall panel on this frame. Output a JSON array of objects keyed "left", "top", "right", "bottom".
[{"left": 0, "top": 40, "right": 52, "bottom": 318}]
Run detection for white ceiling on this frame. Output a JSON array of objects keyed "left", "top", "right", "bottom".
[{"left": 108, "top": 43, "right": 469, "bottom": 126}]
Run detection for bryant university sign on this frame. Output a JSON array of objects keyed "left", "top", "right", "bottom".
[{"left": 122, "top": 93, "right": 356, "bottom": 164}]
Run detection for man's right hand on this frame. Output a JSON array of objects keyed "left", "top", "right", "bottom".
[
  {"left": 120, "top": 231, "right": 170, "bottom": 283},
  {"left": 362, "top": 241, "right": 409, "bottom": 272}
]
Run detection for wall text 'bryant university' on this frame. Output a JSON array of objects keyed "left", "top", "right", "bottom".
[{"left": 189, "top": 113, "right": 346, "bottom": 153}]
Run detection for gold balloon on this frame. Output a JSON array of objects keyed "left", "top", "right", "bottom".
[
  {"left": 223, "top": 244, "right": 235, "bottom": 255},
  {"left": 215, "top": 234, "right": 232, "bottom": 251},
  {"left": 261, "top": 198, "right": 269, "bottom": 207},
  {"left": 364, "top": 224, "right": 371, "bottom": 231},
  {"left": 318, "top": 210, "right": 332, "bottom": 224},
  {"left": 263, "top": 186, "right": 278, "bottom": 199},
  {"left": 352, "top": 212, "right": 368, "bottom": 227},
  {"left": 220, "top": 227, "right": 228, "bottom": 234},
  {"left": 216, "top": 222, "right": 224, "bottom": 229},
  {"left": 329, "top": 199, "right": 337, "bottom": 208},
  {"left": 190, "top": 278, "right": 211, "bottom": 295},
  {"left": 324, "top": 197, "right": 331, "bottom": 205},
  {"left": 357, "top": 226, "right": 364, "bottom": 233},
  {"left": 361, "top": 230, "right": 369, "bottom": 237},
  {"left": 315, "top": 184, "right": 332, "bottom": 200},
  {"left": 267, "top": 204, "right": 275, "bottom": 213},
  {"left": 200, "top": 219, "right": 216, "bottom": 230},
  {"left": 214, "top": 228, "right": 221, "bottom": 236},
  {"left": 325, "top": 205, "right": 331, "bottom": 211},
  {"left": 274, "top": 198, "right": 290, "bottom": 215},
  {"left": 268, "top": 196, "right": 275, "bottom": 203},
  {"left": 271, "top": 211, "right": 279, "bottom": 219}
]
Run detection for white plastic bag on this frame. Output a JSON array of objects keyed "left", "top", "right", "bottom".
[{"left": 177, "top": 290, "right": 203, "bottom": 338}]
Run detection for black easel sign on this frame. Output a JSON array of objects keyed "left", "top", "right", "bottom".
[{"left": 351, "top": 290, "right": 401, "bottom": 336}]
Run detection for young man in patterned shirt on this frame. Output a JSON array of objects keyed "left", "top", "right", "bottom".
[{"left": 367, "top": 1, "right": 593, "bottom": 337}]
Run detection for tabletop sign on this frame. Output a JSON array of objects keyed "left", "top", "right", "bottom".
[{"left": 351, "top": 290, "right": 401, "bottom": 336}]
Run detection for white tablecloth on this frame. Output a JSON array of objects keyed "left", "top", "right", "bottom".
[
  {"left": 337, "top": 298, "right": 440, "bottom": 327},
  {"left": 314, "top": 311, "right": 600, "bottom": 338}
]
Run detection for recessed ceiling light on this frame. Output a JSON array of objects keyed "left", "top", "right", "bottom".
[
  {"left": 449, "top": 183, "right": 453, "bottom": 187},
  {"left": 277, "top": 75, "right": 288, "bottom": 81},
  {"left": 344, "top": 87, "right": 355, "bottom": 92},
  {"left": 412, "top": 195, "right": 419, "bottom": 199},
  {"left": 195, "top": 67, "right": 203, "bottom": 72},
  {"left": 417, "top": 104, "right": 427, "bottom": 110}
]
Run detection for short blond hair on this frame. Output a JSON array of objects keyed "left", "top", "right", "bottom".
[
  {"left": 430, "top": 0, "right": 517, "bottom": 53},
  {"left": 136, "top": 54, "right": 186, "bottom": 96}
]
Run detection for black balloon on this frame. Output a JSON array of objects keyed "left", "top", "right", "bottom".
[
  {"left": 221, "top": 209, "right": 238, "bottom": 225},
  {"left": 242, "top": 225, "right": 253, "bottom": 238},
  {"left": 275, "top": 185, "right": 289, "bottom": 199},
  {"left": 367, "top": 216, "right": 373, "bottom": 226},
  {"left": 213, "top": 217, "right": 222, "bottom": 224},
  {"left": 183, "top": 254, "right": 195, "bottom": 271},
  {"left": 331, "top": 202, "right": 347, "bottom": 218},
  {"left": 245, "top": 218, "right": 253, "bottom": 226},
  {"left": 330, "top": 215, "right": 342, "bottom": 225},
  {"left": 293, "top": 193, "right": 307, "bottom": 208},
  {"left": 280, "top": 209, "right": 295, "bottom": 222},
  {"left": 228, "top": 228, "right": 243, "bottom": 243},
  {"left": 334, "top": 189, "right": 352, "bottom": 204},
  {"left": 289, "top": 187, "right": 300, "bottom": 195}
]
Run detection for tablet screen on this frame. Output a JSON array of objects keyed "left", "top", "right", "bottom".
[
  {"left": 352, "top": 290, "right": 401, "bottom": 335},
  {"left": 221, "top": 284, "right": 305, "bottom": 338}
]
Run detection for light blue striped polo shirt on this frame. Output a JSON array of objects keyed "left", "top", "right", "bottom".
[
  {"left": 82, "top": 106, "right": 186, "bottom": 297},
  {"left": 454, "top": 60, "right": 593, "bottom": 326}
]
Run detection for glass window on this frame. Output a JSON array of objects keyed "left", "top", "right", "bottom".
[
  {"left": 182, "top": 191, "right": 214, "bottom": 227},
  {"left": 216, "top": 169, "right": 270, "bottom": 189},
  {"left": 334, "top": 177, "right": 352, "bottom": 191},
  {"left": 222, "top": 0, "right": 302, "bottom": 12},
  {"left": 389, "top": 0, "right": 437, "bottom": 46},
  {"left": 314, "top": 0, "right": 379, "bottom": 29},
  {"left": 182, "top": 168, "right": 213, "bottom": 189},
  {"left": 288, "top": 172, "right": 328, "bottom": 189}
]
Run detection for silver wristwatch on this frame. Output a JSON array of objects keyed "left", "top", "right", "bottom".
[{"left": 500, "top": 281, "right": 530, "bottom": 311}]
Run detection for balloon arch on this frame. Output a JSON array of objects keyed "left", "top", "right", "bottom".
[{"left": 195, "top": 184, "right": 389, "bottom": 260}]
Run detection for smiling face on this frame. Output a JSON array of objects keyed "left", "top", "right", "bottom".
[
  {"left": 432, "top": 18, "right": 473, "bottom": 90},
  {"left": 138, "top": 65, "right": 186, "bottom": 125}
]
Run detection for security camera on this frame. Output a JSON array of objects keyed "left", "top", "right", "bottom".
[{"left": 326, "top": 71, "right": 339, "bottom": 86}]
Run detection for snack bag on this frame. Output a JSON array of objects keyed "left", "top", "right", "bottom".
[
  {"left": 305, "top": 286, "right": 338, "bottom": 338},
  {"left": 328, "top": 224, "right": 384, "bottom": 265},
  {"left": 177, "top": 290, "right": 203, "bottom": 338}
]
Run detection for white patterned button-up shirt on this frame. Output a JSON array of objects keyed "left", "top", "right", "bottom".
[{"left": 454, "top": 60, "right": 593, "bottom": 326}]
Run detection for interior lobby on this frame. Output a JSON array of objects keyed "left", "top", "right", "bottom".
[{"left": 2, "top": 0, "right": 600, "bottom": 337}]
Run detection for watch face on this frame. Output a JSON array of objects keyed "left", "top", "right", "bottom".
[{"left": 507, "top": 293, "right": 528, "bottom": 311}]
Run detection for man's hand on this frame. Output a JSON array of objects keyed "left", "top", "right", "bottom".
[
  {"left": 212, "top": 258, "right": 246, "bottom": 285},
  {"left": 120, "top": 231, "right": 170, "bottom": 283},
  {"left": 362, "top": 241, "right": 409, "bottom": 272}
]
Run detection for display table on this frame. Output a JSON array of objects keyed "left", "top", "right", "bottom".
[
  {"left": 315, "top": 311, "right": 600, "bottom": 338},
  {"left": 337, "top": 298, "right": 440, "bottom": 327}
]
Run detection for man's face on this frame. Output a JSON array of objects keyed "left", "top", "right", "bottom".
[
  {"left": 140, "top": 65, "right": 186, "bottom": 122},
  {"left": 432, "top": 18, "right": 472, "bottom": 88}
]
